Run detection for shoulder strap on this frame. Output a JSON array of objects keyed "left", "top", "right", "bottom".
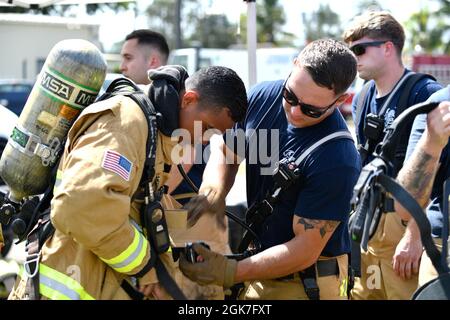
[
  {"left": 396, "top": 73, "right": 436, "bottom": 117},
  {"left": 355, "top": 81, "right": 373, "bottom": 139},
  {"left": 98, "top": 78, "right": 158, "bottom": 185},
  {"left": 294, "top": 131, "right": 354, "bottom": 167},
  {"left": 378, "top": 71, "right": 417, "bottom": 117},
  {"left": 391, "top": 73, "right": 436, "bottom": 176},
  {"left": 100, "top": 79, "right": 187, "bottom": 299},
  {"left": 238, "top": 130, "right": 354, "bottom": 253},
  {"left": 442, "top": 179, "right": 449, "bottom": 268}
]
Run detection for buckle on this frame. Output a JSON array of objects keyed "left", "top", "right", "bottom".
[
  {"left": 261, "top": 200, "right": 273, "bottom": 215},
  {"left": 23, "top": 253, "right": 40, "bottom": 279},
  {"left": 303, "top": 278, "right": 320, "bottom": 300}
]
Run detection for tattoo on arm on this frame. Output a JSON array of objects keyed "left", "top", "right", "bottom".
[
  {"left": 298, "top": 218, "right": 340, "bottom": 238},
  {"left": 398, "top": 148, "right": 439, "bottom": 208}
]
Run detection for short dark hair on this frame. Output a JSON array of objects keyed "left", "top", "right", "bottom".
[
  {"left": 298, "top": 39, "right": 357, "bottom": 95},
  {"left": 125, "top": 29, "right": 170, "bottom": 63},
  {"left": 343, "top": 11, "right": 405, "bottom": 57},
  {"left": 185, "top": 66, "right": 248, "bottom": 122}
]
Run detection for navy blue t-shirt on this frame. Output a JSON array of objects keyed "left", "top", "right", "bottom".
[
  {"left": 405, "top": 85, "right": 450, "bottom": 239},
  {"left": 352, "top": 69, "right": 442, "bottom": 166},
  {"left": 225, "top": 80, "right": 361, "bottom": 257}
]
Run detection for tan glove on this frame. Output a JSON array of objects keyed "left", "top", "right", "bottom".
[
  {"left": 183, "top": 187, "right": 226, "bottom": 229},
  {"left": 179, "top": 243, "right": 237, "bottom": 288}
]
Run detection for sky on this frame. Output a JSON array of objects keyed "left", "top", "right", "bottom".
[{"left": 98, "top": 0, "right": 436, "bottom": 51}]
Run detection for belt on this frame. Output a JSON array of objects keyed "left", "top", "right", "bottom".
[{"left": 276, "top": 258, "right": 339, "bottom": 281}]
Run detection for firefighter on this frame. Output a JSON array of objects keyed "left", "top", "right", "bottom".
[
  {"left": 180, "top": 39, "right": 360, "bottom": 300},
  {"left": 9, "top": 65, "right": 247, "bottom": 300}
]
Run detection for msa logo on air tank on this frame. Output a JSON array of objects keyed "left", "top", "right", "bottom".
[
  {"left": 41, "top": 71, "right": 97, "bottom": 108},
  {"left": 41, "top": 71, "right": 74, "bottom": 100},
  {"left": 75, "top": 90, "right": 97, "bottom": 107}
]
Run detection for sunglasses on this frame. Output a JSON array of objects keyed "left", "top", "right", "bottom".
[
  {"left": 349, "top": 40, "right": 388, "bottom": 56},
  {"left": 282, "top": 77, "right": 339, "bottom": 119}
]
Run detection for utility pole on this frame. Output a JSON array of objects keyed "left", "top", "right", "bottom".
[
  {"left": 244, "top": 0, "right": 257, "bottom": 88},
  {"left": 175, "top": 0, "right": 182, "bottom": 49}
]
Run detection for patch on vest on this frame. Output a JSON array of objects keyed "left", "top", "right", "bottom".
[{"left": 102, "top": 150, "right": 133, "bottom": 181}]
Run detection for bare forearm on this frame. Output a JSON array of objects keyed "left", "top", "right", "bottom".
[
  {"left": 200, "top": 136, "right": 240, "bottom": 198},
  {"left": 235, "top": 216, "right": 339, "bottom": 282},
  {"left": 235, "top": 238, "right": 318, "bottom": 282},
  {"left": 396, "top": 137, "right": 441, "bottom": 220}
]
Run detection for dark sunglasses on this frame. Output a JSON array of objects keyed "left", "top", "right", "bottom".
[
  {"left": 282, "top": 77, "right": 339, "bottom": 119},
  {"left": 349, "top": 40, "right": 387, "bottom": 56}
]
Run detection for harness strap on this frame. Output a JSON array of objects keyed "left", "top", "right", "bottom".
[
  {"left": 238, "top": 130, "right": 354, "bottom": 253},
  {"left": 120, "top": 280, "right": 145, "bottom": 300},
  {"left": 24, "top": 232, "right": 40, "bottom": 300},
  {"left": 299, "top": 265, "right": 320, "bottom": 300},
  {"left": 154, "top": 255, "right": 186, "bottom": 300},
  {"left": 377, "top": 174, "right": 449, "bottom": 275},
  {"left": 23, "top": 213, "right": 52, "bottom": 300}
]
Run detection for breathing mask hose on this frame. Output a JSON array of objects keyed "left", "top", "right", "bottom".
[{"left": 176, "top": 164, "right": 261, "bottom": 248}]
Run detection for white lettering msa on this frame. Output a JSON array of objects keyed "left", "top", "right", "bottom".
[
  {"left": 76, "top": 90, "right": 97, "bottom": 107},
  {"left": 41, "top": 72, "right": 74, "bottom": 100}
]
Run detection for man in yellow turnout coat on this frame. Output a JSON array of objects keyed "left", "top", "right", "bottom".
[{"left": 9, "top": 65, "right": 247, "bottom": 300}]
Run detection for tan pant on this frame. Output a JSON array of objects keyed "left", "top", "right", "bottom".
[
  {"left": 418, "top": 238, "right": 442, "bottom": 287},
  {"left": 351, "top": 213, "right": 418, "bottom": 300},
  {"left": 240, "top": 255, "right": 349, "bottom": 300}
]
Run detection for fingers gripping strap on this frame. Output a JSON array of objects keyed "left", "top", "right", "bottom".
[{"left": 377, "top": 174, "right": 449, "bottom": 274}]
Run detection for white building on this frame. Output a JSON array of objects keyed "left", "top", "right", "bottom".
[
  {"left": 0, "top": 13, "right": 101, "bottom": 80},
  {"left": 168, "top": 47, "right": 300, "bottom": 90}
]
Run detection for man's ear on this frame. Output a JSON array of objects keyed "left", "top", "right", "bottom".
[
  {"left": 336, "top": 93, "right": 350, "bottom": 106},
  {"left": 181, "top": 90, "right": 200, "bottom": 109},
  {"left": 384, "top": 41, "right": 396, "bottom": 58},
  {"left": 149, "top": 55, "right": 161, "bottom": 69}
]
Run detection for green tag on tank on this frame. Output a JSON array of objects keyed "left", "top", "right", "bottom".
[{"left": 11, "top": 127, "right": 30, "bottom": 148}]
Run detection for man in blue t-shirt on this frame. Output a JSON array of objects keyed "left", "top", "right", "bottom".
[
  {"left": 343, "top": 11, "right": 442, "bottom": 300},
  {"left": 396, "top": 86, "right": 450, "bottom": 287},
  {"left": 179, "top": 39, "right": 361, "bottom": 300}
]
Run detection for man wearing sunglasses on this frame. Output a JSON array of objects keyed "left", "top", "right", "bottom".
[
  {"left": 179, "top": 39, "right": 361, "bottom": 300},
  {"left": 343, "top": 11, "right": 442, "bottom": 300}
]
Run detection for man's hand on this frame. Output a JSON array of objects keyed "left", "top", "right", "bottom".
[
  {"left": 138, "top": 282, "right": 171, "bottom": 300},
  {"left": 183, "top": 187, "right": 226, "bottom": 229},
  {"left": 179, "top": 243, "right": 237, "bottom": 288},
  {"left": 424, "top": 101, "right": 450, "bottom": 156},
  {"left": 392, "top": 223, "right": 423, "bottom": 280}
]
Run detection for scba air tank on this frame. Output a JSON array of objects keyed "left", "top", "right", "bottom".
[{"left": 0, "top": 39, "right": 107, "bottom": 202}]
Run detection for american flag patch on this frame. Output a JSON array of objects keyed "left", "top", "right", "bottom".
[{"left": 102, "top": 150, "right": 133, "bottom": 181}]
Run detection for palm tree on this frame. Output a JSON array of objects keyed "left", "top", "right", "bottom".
[{"left": 405, "top": 7, "right": 448, "bottom": 54}]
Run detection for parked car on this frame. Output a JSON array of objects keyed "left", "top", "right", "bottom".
[
  {"left": 0, "top": 79, "right": 33, "bottom": 116},
  {"left": 0, "top": 104, "right": 18, "bottom": 185},
  {"left": 97, "top": 73, "right": 122, "bottom": 98},
  {"left": 338, "top": 77, "right": 365, "bottom": 119}
]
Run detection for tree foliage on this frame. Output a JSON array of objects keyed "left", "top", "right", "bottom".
[
  {"left": 146, "top": 0, "right": 202, "bottom": 49},
  {"left": 238, "top": 0, "right": 292, "bottom": 47},
  {"left": 256, "top": 0, "right": 286, "bottom": 44},
  {"left": 355, "top": 0, "right": 383, "bottom": 16},
  {"left": 405, "top": 0, "right": 450, "bottom": 54},
  {"left": 303, "top": 4, "right": 342, "bottom": 42},
  {"left": 187, "top": 14, "right": 237, "bottom": 48},
  {"left": 0, "top": 2, "right": 132, "bottom": 15}
]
